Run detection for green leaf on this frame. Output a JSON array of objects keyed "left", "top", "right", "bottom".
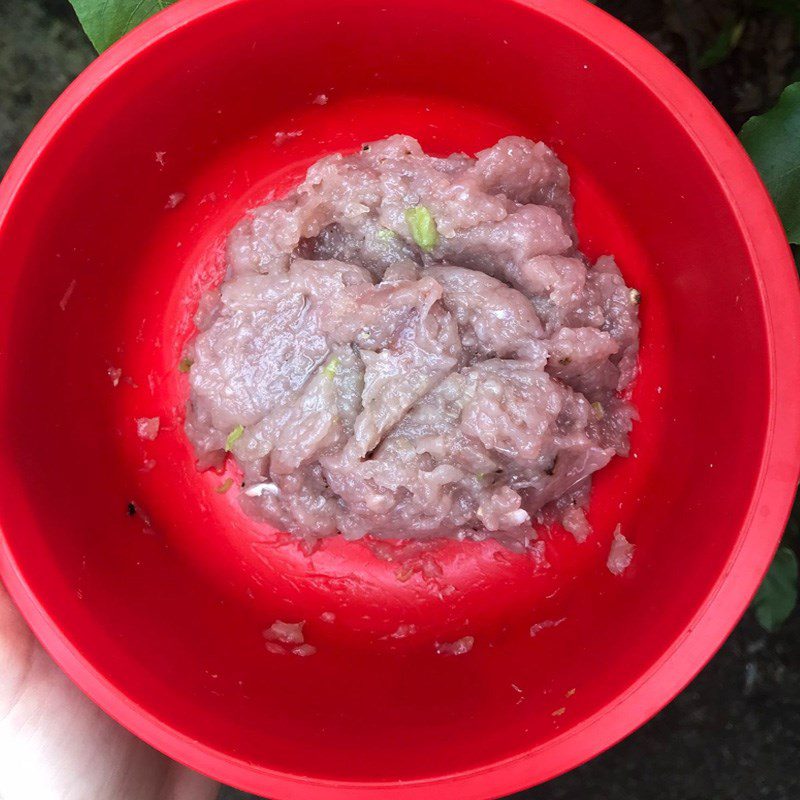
[
  {"left": 699, "top": 19, "right": 745, "bottom": 69},
  {"left": 753, "top": 546, "right": 798, "bottom": 631},
  {"left": 68, "top": 0, "right": 178, "bottom": 52},
  {"left": 740, "top": 82, "right": 800, "bottom": 244},
  {"left": 404, "top": 206, "right": 439, "bottom": 251}
]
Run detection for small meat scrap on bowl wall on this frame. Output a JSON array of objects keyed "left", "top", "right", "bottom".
[
  {"left": 263, "top": 620, "right": 316, "bottom": 656},
  {"left": 607, "top": 524, "right": 635, "bottom": 575},
  {"left": 185, "top": 135, "right": 640, "bottom": 545},
  {"left": 136, "top": 416, "right": 160, "bottom": 441}
]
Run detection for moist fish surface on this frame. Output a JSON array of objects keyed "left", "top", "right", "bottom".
[{"left": 185, "top": 135, "right": 640, "bottom": 545}]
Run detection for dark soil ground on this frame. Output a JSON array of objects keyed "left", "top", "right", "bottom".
[{"left": 1, "top": 1, "right": 798, "bottom": 799}]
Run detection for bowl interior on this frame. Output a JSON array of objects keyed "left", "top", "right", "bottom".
[{"left": 0, "top": 0, "right": 777, "bottom": 793}]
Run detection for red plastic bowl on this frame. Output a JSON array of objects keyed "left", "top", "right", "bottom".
[{"left": 1, "top": 0, "right": 799, "bottom": 797}]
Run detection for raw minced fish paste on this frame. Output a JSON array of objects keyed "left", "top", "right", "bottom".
[{"left": 185, "top": 135, "right": 640, "bottom": 545}]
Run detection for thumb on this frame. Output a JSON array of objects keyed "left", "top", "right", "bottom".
[{"left": 0, "top": 580, "right": 220, "bottom": 800}]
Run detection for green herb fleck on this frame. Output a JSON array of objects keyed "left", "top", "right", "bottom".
[
  {"left": 216, "top": 477, "right": 234, "bottom": 494},
  {"left": 591, "top": 402, "right": 605, "bottom": 419},
  {"left": 404, "top": 205, "right": 439, "bottom": 251},
  {"left": 178, "top": 357, "right": 193, "bottom": 373},
  {"left": 225, "top": 425, "right": 244, "bottom": 451},
  {"left": 322, "top": 357, "right": 341, "bottom": 380},
  {"left": 376, "top": 228, "right": 396, "bottom": 242}
]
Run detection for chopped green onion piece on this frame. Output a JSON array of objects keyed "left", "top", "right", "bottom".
[
  {"left": 629, "top": 288, "right": 641, "bottom": 305},
  {"left": 225, "top": 425, "right": 244, "bottom": 451},
  {"left": 322, "top": 356, "right": 341, "bottom": 380},
  {"left": 404, "top": 205, "right": 439, "bottom": 251},
  {"left": 216, "top": 477, "right": 234, "bottom": 494},
  {"left": 178, "top": 357, "right": 193, "bottom": 373},
  {"left": 591, "top": 401, "right": 605, "bottom": 419},
  {"left": 376, "top": 227, "right": 396, "bottom": 242}
]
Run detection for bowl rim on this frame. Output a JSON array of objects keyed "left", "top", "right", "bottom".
[{"left": 1, "top": 0, "right": 800, "bottom": 797}]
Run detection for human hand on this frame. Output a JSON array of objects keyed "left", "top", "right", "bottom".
[{"left": 0, "top": 580, "right": 220, "bottom": 800}]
